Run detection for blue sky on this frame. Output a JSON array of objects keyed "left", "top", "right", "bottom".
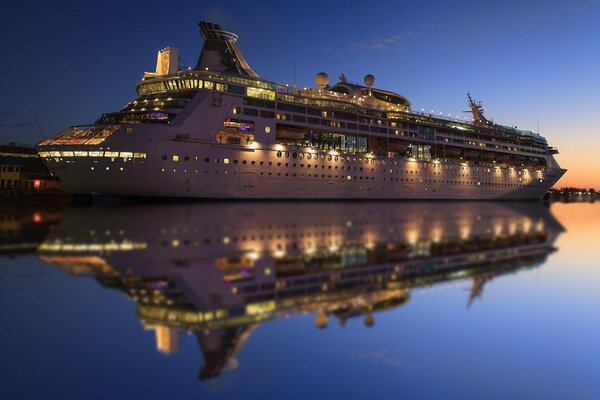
[{"left": 1, "top": 0, "right": 598, "bottom": 186}]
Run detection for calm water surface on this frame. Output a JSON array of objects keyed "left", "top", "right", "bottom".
[{"left": 1, "top": 201, "right": 599, "bottom": 399}]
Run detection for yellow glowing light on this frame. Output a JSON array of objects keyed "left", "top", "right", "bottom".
[
  {"left": 273, "top": 249, "right": 286, "bottom": 258},
  {"left": 460, "top": 225, "right": 471, "bottom": 240},
  {"left": 406, "top": 228, "right": 420, "bottom": 245}
]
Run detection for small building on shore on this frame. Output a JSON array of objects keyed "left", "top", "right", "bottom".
[{"left": 0, "top": 143, "right": 61, "bottom": 197}]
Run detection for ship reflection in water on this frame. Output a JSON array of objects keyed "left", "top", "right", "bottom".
[{"left": 31, "top": 201, "right": 562, "bottom": 380}]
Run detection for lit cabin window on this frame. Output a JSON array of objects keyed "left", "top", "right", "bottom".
[
  {"left": 247, "top": 87, "right": 276, "bottom": 100},
  {"left": 172, "top": 155, "right": 179, "bottom": 161},
  {"left": 224, "top": 158, "right": 230, "bottom": 164}
]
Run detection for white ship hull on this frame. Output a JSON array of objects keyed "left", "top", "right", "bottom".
[{"left": 47, "top": 140, "right": 565, "bottom": 200}]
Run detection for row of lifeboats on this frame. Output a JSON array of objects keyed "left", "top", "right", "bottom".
[{"left": 274, "top": 125, "right": 547, "bottom": 167}]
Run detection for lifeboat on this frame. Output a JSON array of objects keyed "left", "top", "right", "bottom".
[
  {"left": 496, "top": 153, "right": 510, "bottom": 162},
  {"left": 527, "top": 157, "right": 545, "bottom": 166},
  {"left": 481, "top": 151, "right": 495, "bottom": 162},
  {"left": 463, "top": 149, "right": 480, "bottom": 159},
  {"left": 443, "top": 147, "right": 462, "bottom": 157},
  {"left": 276, "top": 125, "right": 306, "bottom": 140},
  {"left": 388, "top": 141, "right": 409, "bottom": 152}
]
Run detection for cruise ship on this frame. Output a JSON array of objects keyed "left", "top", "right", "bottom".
[
  {"left": 37, "top": 22, "right": 566, "bottom": 199},
  {"left": 36, "top": 201, "right": 563, "bottom": 379}
]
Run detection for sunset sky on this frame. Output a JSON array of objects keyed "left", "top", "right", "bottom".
[{"left": 1, "top": 0, "right": 598, "bottom": 188}]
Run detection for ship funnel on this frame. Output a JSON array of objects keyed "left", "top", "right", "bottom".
[{"left": 195, "top": 21, "right": 259, "bottom": 78}]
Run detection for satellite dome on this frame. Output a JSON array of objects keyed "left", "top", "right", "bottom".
[
  {"left": 315, "top": 72, "right": 329, "bottom": 89},
  {"left": 364, "top": 74, "right": 375, "bottom": 87}
]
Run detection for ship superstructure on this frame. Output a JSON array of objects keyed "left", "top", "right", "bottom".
[{"left": 37, "top": 22, "right": 565, "bottom": 199}]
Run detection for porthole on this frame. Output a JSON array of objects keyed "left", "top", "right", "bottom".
[
  {"left": 307, "top": 154, "right": 312, "bottom": 160},
  {"left": 327, "top": 155, "right": 332, "bottom": 161},
  {"left": 285, "top": 151, "right": 290, "bottom": 158},
  {"left": 265, "top": 126, "right": 271, "bottom": 133},
  {"left": 277, "top": 151, "right": 282, "bottom": 158},
  {"left": 292, "top": 152, "right": 297, "bottom": 159}
]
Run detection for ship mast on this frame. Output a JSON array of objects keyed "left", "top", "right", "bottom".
[{"left": 465, "top": 92, "right": 490, "bottom": 126}]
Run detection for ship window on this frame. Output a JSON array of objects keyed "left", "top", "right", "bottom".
[
  {"left": 292, "top": 115, "right": 306, "bottom": 123},
  {"left": 247, "top": 87, "right": 276, "bottom": 100},
  {"left": 243, "top": 108, "right": 259, "bottom": 116},
  {"left": 228, "top": 84, "right": 245, "bottom": 95},
  {"left": 224, "top": 158, "right": 230, "bottom": 164},
  {"left": 260, "top": 111, "right": 275, "bottom": 119},
  {"left": 172, "top": 155, "right": 179, "bottom": 161}
]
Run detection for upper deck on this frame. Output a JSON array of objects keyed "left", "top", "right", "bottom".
[{"left": 136, "top": 68, "right": 549, "bottom": 147}]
